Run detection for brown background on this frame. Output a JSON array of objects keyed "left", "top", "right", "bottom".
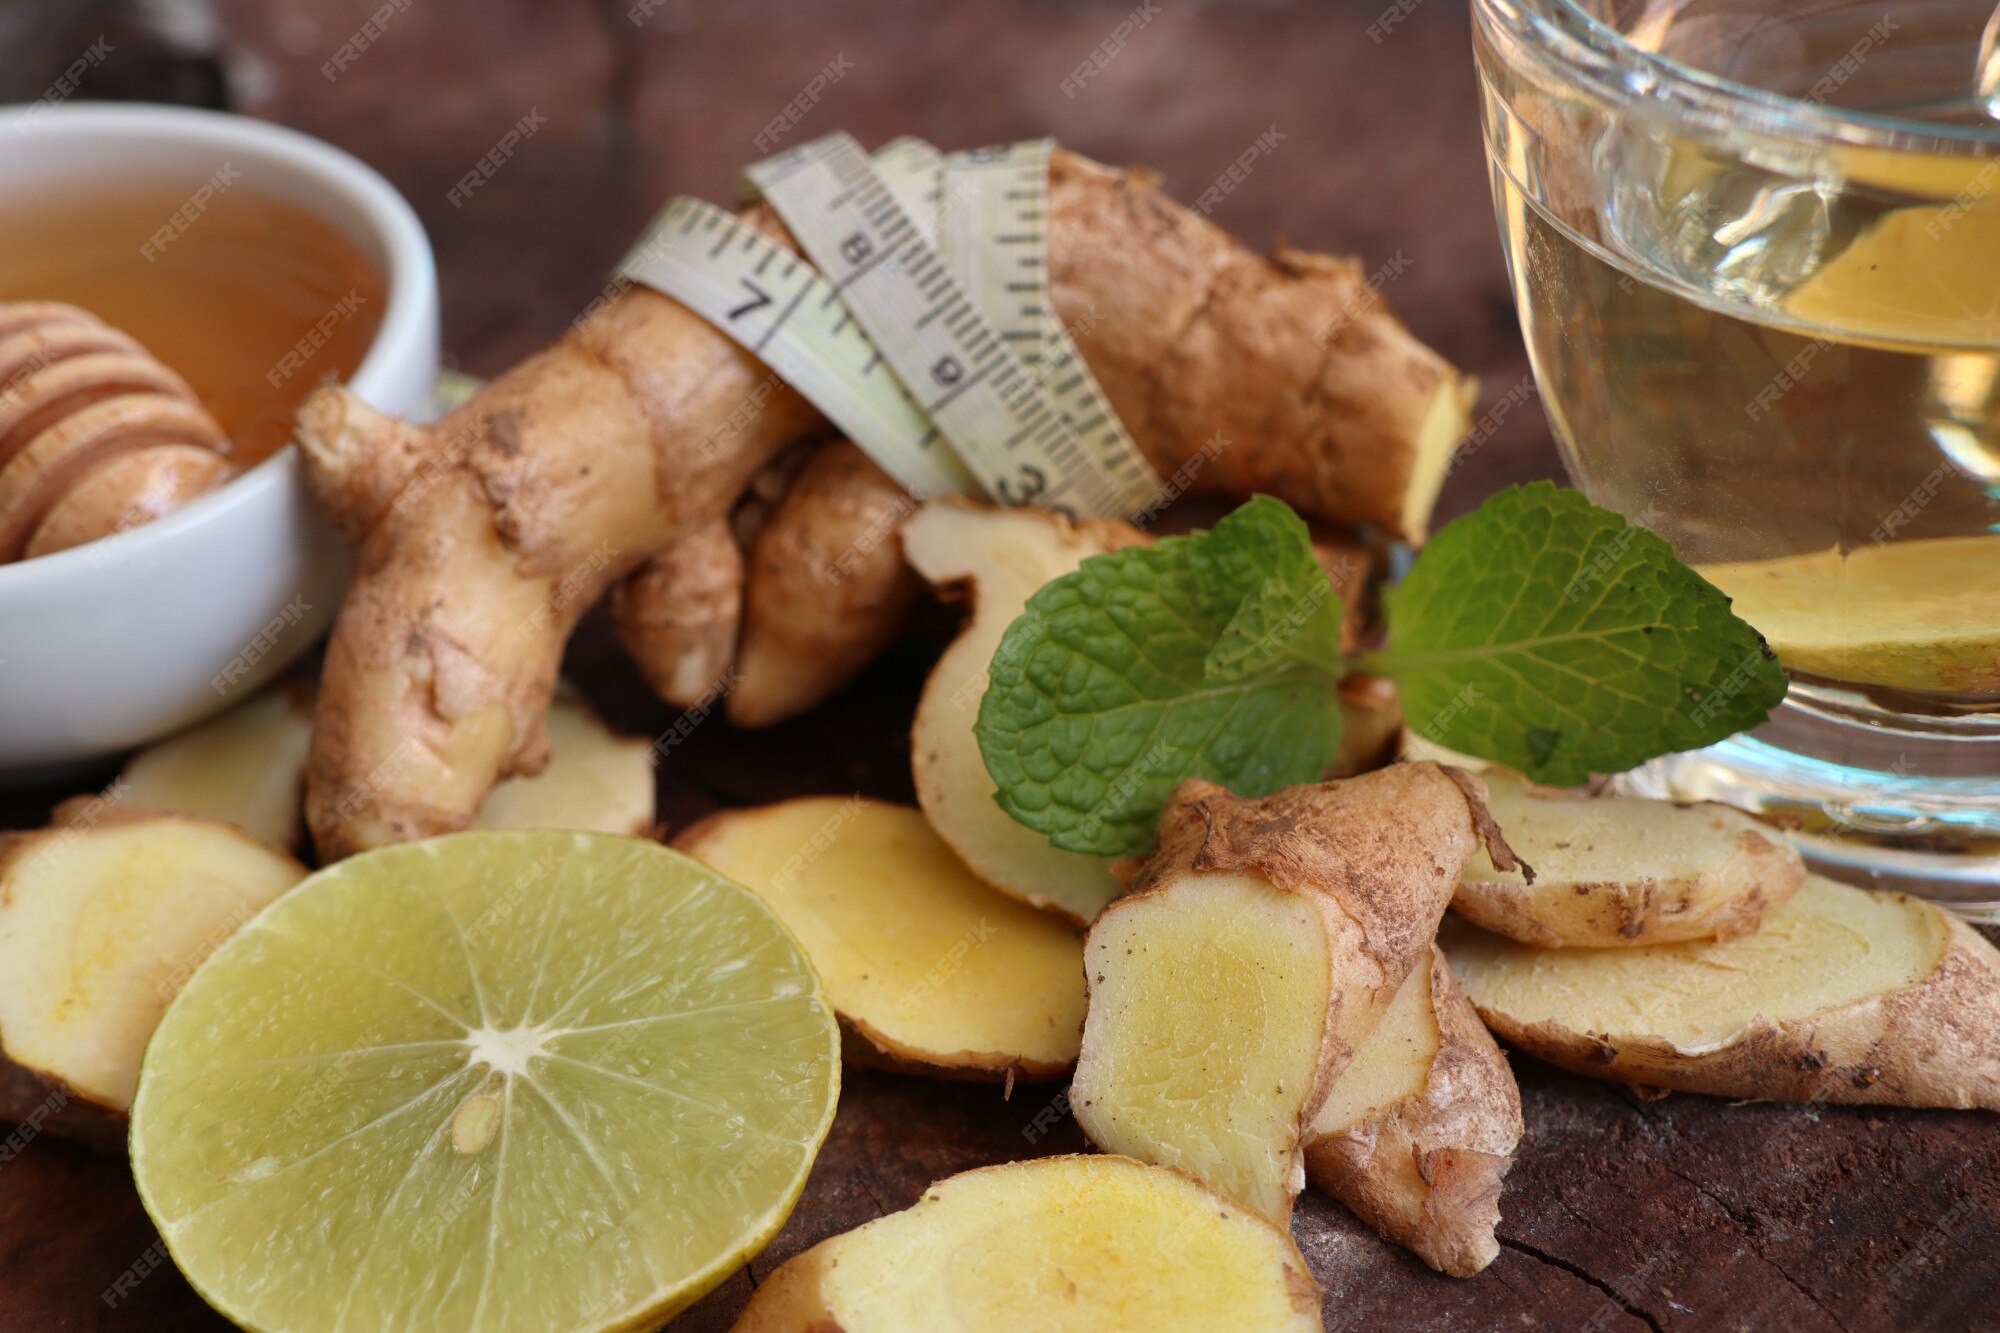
[{"left": 1, "top": 1, "right": 1995, "bottom": 1330}]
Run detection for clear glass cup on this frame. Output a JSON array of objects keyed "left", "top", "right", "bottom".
[{"left": 1473, "top": 0, "right": 2000, "bottom": 916}]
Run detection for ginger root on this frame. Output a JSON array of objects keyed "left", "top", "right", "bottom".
[
  {"left": 0, "top": 816, "right": 306, "bottom": 1149},
  {"left": 1446, "top": 874, "right": 2000, "bottom": 1109},
  {"left": 618, "top": 438, "right": 920, "bottom": 723},
  {"left": 675, "top": 796, "right": 1085, "bottom": 1080},
  {"left": 1070, "top": 764, "right": 1514, "bottom": 1222},
  {"left": 297, "top": 147, "right": 1467, "bottom": 857},
  {"left": 726, "top": 440, "right": 921, "bottom": 726},
  {"left": 735, "top": 1155, "right": 1321, "bottom": 1332},
  {"left": 296, "top": 271, "right": 818, "bottom": 857},
  {"left": 1454, "top": 769, "right": 1804, "bottom": 948},
  {"left": 611, "top": 517, "right": 744, "bottom": 709},
  {"left": 111, "top": 682, "right": 655, "bottom": 855},
  {"left": 1305, "top": 946, "right": 1521, "bottom": 1276},
  {"left": 610, "top": 439, "right": 818, "bottom": 710}
]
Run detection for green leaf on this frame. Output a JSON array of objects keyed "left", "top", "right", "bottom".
[
  {"left": 1196, "top": 499, "right": 1348, "bottom": 681},
  {"left": 1361, "top": 482, "right": 1786, "bottom": 785},
  {"left": 975, "top": 496, "right": 1347, "bottom": 857}
]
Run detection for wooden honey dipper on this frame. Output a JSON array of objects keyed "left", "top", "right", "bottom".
[{"left": 0, "top": 301, "right": 234, "bottom": 562}]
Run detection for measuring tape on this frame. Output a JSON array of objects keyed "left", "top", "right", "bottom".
[{"left": 615, "top": 133, "right": 1158, "bottom": 517}]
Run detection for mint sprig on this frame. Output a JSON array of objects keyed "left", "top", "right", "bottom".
[
  {"left": 973, "top": 497, "right": 1347, "bottom": 857},
  {"left": 977, "top": 484, "right": 1786, "bottom": 856},
  {"left": 1360, "top": 484, "right": 1784, "bottom": 784}
]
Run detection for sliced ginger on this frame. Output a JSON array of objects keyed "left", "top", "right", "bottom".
[
  {"left": 116, "top": 683, "right": 315, "bottom": 850},
  {"left": 1445, "top": 874, "right": 2000, "bottom": 1109},
  {"left": 1311, "top": 950, "right": 1440, "bottom": 1133},
  {"left": 0, "top": 817, "right": 305, "bottom": 1147},
  {"left": 1073, "top": 870, "right": 1340, "bottom": 1222},
  {"left": 674, "top": 797, "right": 1085, "bottom": 1079},
  {"left": 1454, "top": 769, "right": 1803, "bottom": 947},
  {"left": 1330, "top": 674, "right": 1402, "bottom": 777},
  {"left": 1071, "top": 764, "right": 1512, "bottom": 1223},
  {"left": 904, "top": 501, "right": 1144, "bottom": 925},
  {"left": 468, "top": 691, "right": 655, "bottom": 837},
  {"left": 1697, "top": 535, "right": 2000, "bottom": 694},
  {"left": 1305, "top": 948, "right": 1521, "bottom": 1276},
  {"left": 112, "top": 685, "right": 655, "bottom": 854},
  {"left": 734, "top": 1155, "right": 1321, "bottom": 1333}
]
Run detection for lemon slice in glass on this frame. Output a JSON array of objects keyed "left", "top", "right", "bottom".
[{"left": 130, "top": 830, "right": 840, "bottom": 1333}]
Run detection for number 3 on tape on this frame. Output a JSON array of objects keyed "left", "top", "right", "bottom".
[
  {"left": 747, "top": 134, "right": 1144, "bottom": 518},
  {"left": 616, "top": 133, "right": 1158, "bottom": 518}
]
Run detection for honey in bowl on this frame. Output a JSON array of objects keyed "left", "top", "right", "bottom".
[{"left": 0, "top": 179, "right": 386, "bottom": 469}]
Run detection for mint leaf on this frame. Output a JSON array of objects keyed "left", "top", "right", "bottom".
[
  {"left": 975, "top": 497, "right": 1347, "bottom": 856},
  {"left": 1362, "top": 483, "right": 1785, "bottom": 785},
  {"left": 1196, "top": 498, "right": 1348, "bottom": 680}
]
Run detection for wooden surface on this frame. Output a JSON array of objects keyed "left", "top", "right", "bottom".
[{"left": 2, "top": 2, "right": 1997, "bottom": 1330}]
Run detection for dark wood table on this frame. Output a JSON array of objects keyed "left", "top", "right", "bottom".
[{"left": 2, "top": 2, "right": 1996, "bottom": 1329}]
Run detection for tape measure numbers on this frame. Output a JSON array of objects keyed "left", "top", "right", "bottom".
[
  {"left": 618, "top": 133, "right": 1159, "bottom": 518},
  {"left": 937, "top": 141, "right": 1154, "bottom": 509},
  {"left": 617, "top": 198, "right": 974, "bottom": 500}
]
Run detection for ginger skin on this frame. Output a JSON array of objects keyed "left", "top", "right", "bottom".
[
  {"left": 727, "top": 440, "right": 922, "bottom": 726},
  {"left": 299, "top": 153, "right": 1466, "bottom": 857},
  {"left": 300, "top": 268, "right": 818, "bottom": 856},
  {"left": 611, "top": 517, "right": 744, "bottom": 709}
]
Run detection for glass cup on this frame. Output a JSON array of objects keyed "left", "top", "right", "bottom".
[{"left": 1473, "top": 0, "right": 2000, "bottom": 916}]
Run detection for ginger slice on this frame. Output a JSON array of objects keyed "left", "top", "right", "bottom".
[
  {"left": 1305, "top": 948, "right": 1521, "bottom": 1276},
  {"left": 1454, "top": 769, "right": 1803, "bottom": 947},
  {"left": 903, "top": 501, "right": 1145, "bottom": 925},
  {"left": 116, "top": 683, "right": 316, "bottom": 851},
  {"left": 734, "top": 1155, "right": 1321, "bottom": 1333},
  {"left": 115, "top": 686, "right": 654, "bottom": 854},
  {"left": 0, "top": 817, "right": 305, "bottom": 1148},
  {"left": 1445, "top": 874, "right": 2000, "bottom": 1109},
  {"left": 1072, "top": 869, "right": 1338, "bottom": 1223},
  {"left": 674, "top": 796, "right": 1085, "bottom": 1079},
  {"left": 469, "top": 693, "right": 656, "bottom": 837},
  {"left": 1072, "top": 764, "right": 1509, "bottom": 1223}
]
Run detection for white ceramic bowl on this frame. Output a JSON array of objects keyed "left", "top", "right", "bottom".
[{"left": 0, "top": 104, "right": 438, "bottom": 779}]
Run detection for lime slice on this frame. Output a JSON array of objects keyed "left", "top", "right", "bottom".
[
  {"left": 130, "top": 830, "right": 840, "bottom": 1333},
  {"left": 1698, "top": 535, "right": 2000, "bottom": 693}
]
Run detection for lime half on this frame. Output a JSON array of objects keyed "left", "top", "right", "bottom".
[{"left": 130, "top": 831, "right": 840, "bottom": 1333}]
